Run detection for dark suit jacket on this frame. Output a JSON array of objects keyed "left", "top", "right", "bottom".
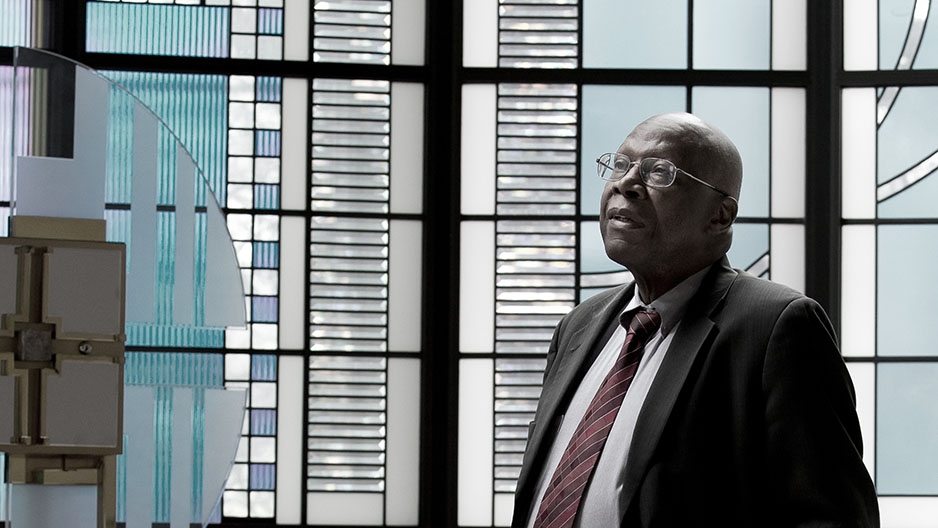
[{"left": 512, "top": 258, "right": 879, "bottom": 527}]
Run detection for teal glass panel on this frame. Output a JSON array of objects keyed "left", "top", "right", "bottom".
[
  {"left": 693, "top": 0, "right": 770, "bottom": 70},
  {"left": 877, "top": 363, "right": 938, "bottom": 493},
  {"left": 258, "top": 8, "right": 284, "bottom": 36},
  {"left": 102, "top": 71, "right": 229, "bottom": 202},
  {"left": 725, "top": 223, "right": 768, "bottom": 271},
  {"left": 580, "top": 85, "right": 686, "bottom": 215},
  {"left": 256, "top": 76, "right": 282, "bottom": 102},
  {"left": 0, "top": 0, "right": 35, "bottom": 46},
  {"left": 582, "top": 0, "right": 687, "bottom": 69},
  {"left": 124, "top": 352, "right": 225, "bottom": 386},
  {"left": 877, "top": 86, "right": 938, "bottom": 218},
  {"left": 692, "top": 87, "right": 770, "bottom": 218},
  {"left": 879, "top": 0, "right": 938, "bottom": 69},
  {"left": 86, "top": 2, "right": 230, "bottom": 58},
  {"left": 877, "top": 225, "right": 938, "bottom": 356}
]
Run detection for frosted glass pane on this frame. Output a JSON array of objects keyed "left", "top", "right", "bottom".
[
  {"left": 878, "top": 363, "right": 938, "bottom": 493},
  {"left": 284, "top": 0, "right": 310, "bottom": 60},
  {"left": 583, "top": 0, "right": 687, "bottom": 69},
  {"left": 307, "top": 492, "right": 383, "bottom": 524},
  {"left": 124, "top": 387, "right": 155, "bottom": 528},
  {"left": 878, "top": 225, "right": 938, "bottom": 356},
  {"left": 769, "top": 224, "right": 804, "bottom": 293},
  {"left": 494, "top": 492, "right": 514, "bottom": 527},
  {"left": 458, "top": 359, "right": 494, "bottom": 526},
  {"left": 390, "top": 83, "right": 424, "bottom": 214},
  {"left": 279, "top": 216, "right": 305, "bottom": 349},
  {"left": 389, "top": 220, "right": 422, "bottom": 351},
  {"left": 276, "top": 356, "right": 304, "bottom": 524},
  {"left": 127, "top": 104, "right": 159, "bottom": 324},
  {"left": 174, "top": 148, "right": 197, "bottom": 325},
  {"left": 202, "top": 388, "right": 248, "bottom": 525},
  {"left": 386, "top": 358, "right": 421, "bottom": 524},
  {"left": 580, "top": 85, "right": 685, "bottom": 215},
  {"left": 726, "top": 223, "right": 768, "bottom": 273},
  {"left": 770, "top": 88, "right": 805, "bottom": 218},
  {"left": 460, "top": 222, "right": 495, "bottom": 353},
  {"left": 877, "top": 87, "right": 938, "bottom": 218},
  {"left": 771, "top": 0, "right": 806, "bottom": 70},
  {"left": 841, "top": 88, "right": 877, "bottom": 219},
  {"left": 879, "top": 497, "right": 938, "bottom": 527},
  {"left": 844, "top": 0, "right": 878, "bottom": 70},
  {"left": 171, "top": 388, "right": 194, "bottom": 527},
  {"left": 879, "top": 0, "right": 938, "bottom": 70},
  {"left": 281, "top": 78, "right": 308, "bottom": 211},
  {"left": 905, "top": 0, "right": 938, "bottom": 69},
  {"left": 846, "top": 363, "right": 876, "bottom": 482},
  {"left": 840, "top": 226, "right": 875, "bottom": 357},
  {"left": 463, "top": 0, "right": 498, "bottom": 67},
  {"left": 461, "top": 85, "right": 497, "bottom": 214},
  {"left": 391, "top": 0, "right": 425, "bottom": 65},
  {"left": 694, "top": 0, "right": 769, "bottom": 70},
  {"left": 693, "top": 87, "right": 770, "bottom": 218}
]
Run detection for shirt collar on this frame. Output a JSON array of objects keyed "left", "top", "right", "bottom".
[{"left": 622, "top": 266, "right": 710, "bottom": 336}]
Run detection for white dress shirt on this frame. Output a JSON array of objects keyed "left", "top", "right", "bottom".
[{"left": 525, "top": 268, "right": 708, "bottom": 528}]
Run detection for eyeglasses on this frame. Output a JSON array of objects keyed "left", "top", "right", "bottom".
[{"left": 596, "top": 152, "right": 736, "bottom": 200}]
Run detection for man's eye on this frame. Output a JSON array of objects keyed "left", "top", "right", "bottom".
[{"left": 613, "top": 160, "right": 630, "bottom": 171}]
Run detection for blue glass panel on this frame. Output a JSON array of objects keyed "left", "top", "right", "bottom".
[
  {"left": 250, "top": 409, "right": 278, "bottom": 436},
  {"left": 877, "top": 225, "right": 938, "bottom": 356},
  {"left": 250, "top": 464, "right": 277, "bottom": 490},
  {"left": 86, "top": 3, "right": 229, "bottom": 58},
  {"left": 725, "top": 223, "right": 768, "bottom": 271},
  {"left": 580, "top": 85, "right": 686, "bottom": 215},
  {"left": 256, "top": 76, "right": 282, "bottom": 102},
  {"left": 878, "top": 363, "right": 938, "bottom": 493},
  {"left": 877, "top": 86, "right": 938, "bottom": 218},
  {"left": 254, "top": 183, "right": 281, "bottom": 209},
  {"left": 582, "top": 0, "right": 687, "bottom": 69},
  {"left": 252, "top": 354, "right": 278, "bottom": 381},
  {"left": 102, "top": 71, "right": 229, "bottom": 202},
  {"left": 692, "top": 87, "right": 770, "bottom": 218},
  {"left": 252, "top": 296, "right": 279, "bottom": 323},
  {"left": 0, "top": 0, "right": 34, "bottom": 46},
  {"left": 253, "top": 241, "right": 280, "bottom": 269},
  {"left": 258, "top": 9, "right": 284, "bottom": 36},
  {"left": 693, "top": 0, "right": 770, "bottom": 70},
  {"left": 255, "top": 130, "right": 282, "bottom": 157}
]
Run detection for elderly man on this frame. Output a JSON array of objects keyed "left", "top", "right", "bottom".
[{"left": 511, "top": 113, "right": 879, "bottom": 527}]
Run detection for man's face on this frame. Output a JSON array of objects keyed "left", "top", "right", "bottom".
[{"left": 599, "top": 127, "right": 717, "bottom": 276}]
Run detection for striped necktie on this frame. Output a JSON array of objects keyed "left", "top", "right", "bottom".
[{"left": 532, "top": 309, "right": 662, "bottom": 528}]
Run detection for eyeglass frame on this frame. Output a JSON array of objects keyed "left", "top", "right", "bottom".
[{"left": 596, "top": 152, "right": 737, "bottom": 202}]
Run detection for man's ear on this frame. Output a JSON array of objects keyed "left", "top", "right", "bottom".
[{"left": 710, "top": 197, "right": 738, "bottom": 232}]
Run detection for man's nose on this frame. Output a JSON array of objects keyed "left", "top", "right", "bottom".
[{"left": 614, "top": 165, "right": 647, "bottom": 199}]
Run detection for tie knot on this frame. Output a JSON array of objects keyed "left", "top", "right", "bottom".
[{"left": 624, "top": 310, "right": 661, "bottom": 342}]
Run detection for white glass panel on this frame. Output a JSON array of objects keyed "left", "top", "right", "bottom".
[
  {"left": 694, "top": 0, "right": 770, "bottom": 70},
  {"left": 846, "top": 363, "right": 876, "bottom": 482},
  {"left": 772, "top": 0, "right": 806, "bottom": 70},
  {"left": 174, "top": 148, "right": 196, "bottom": 325},
  {"left": 463, "top": 0, "right": 498, "bottom": 67},
  {"left": 171, "top": 388, "right": 194, "bottom": 527},
  {"left": 231, "top": 34, "right": 257, "bottom": 59},
  {"left": 10, "top": 485, "right": 97, "bottom": 527},
  {"left": 843, "top": 0, "right": 878, "bottom": 71},
  {"left": 386, "top": 358, "right": 421, "bottom": 525},
  {"left": 307, "top": 492, "right": 384, "bottom": 525},
  {"left": 461, "top": 85, "right": 497, "bottom": 214},
  {"left": 841, "top": 88, "right": 877, "bottom": 219},
  {"left": 127, "top": 103, "right": 159, "bottom": 323},
  {"left": 840, "top": 225, "right": 875, "bottom": 357},
  {"left": 389, "top": 220, "right": 422, "bottom": 352},
  {"left": 277, "top": 356, "right": 304, "bottom": 524},
  {"left": 458, "top": 359, "right": 494, "bottom": 526},
  {"left": 494, "top": 493, "right": 514, "bottom": 527},
  {"left": 391, "top": 0, "right": 425, "bottom": 65},
  {"left": 583, "top": 0, "right": 687, "bottom": 69},
  {"left": 770, "top": 88, "right": 805, "bottom": 218},
  {"left": 769, "top": 224, "right": 804, "bottom": 293},
  {"left": 124, "top": 387, "right": 155, "bottom": 528},
  {"left": 280, "top": 79, "right": 309, "bottom": 211},
  {"left": 390, "top": 83, "right": 424, "bottom": 214},
  {"left": 280, "top": 216, "right": 305, "bottom": 349},
  {"left": 460, "top": 222, "right": 495, "bottom": 353},
  {"left": 879, "top": 497, "right": 938, "bottom": 527},
  {"left": 226, "top": 353, "right": 251, "bottom": 380}
]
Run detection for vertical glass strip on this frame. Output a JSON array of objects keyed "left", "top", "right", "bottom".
[
  {"left": 846, "top": 363, "right": 876, "bottom": 482},
  {"left": 769, "top": 224, "right": 804, "bottom": 293},
  {"left": 843, "top": 0, "right": 878, "bottom": 71},
  {"left": 840, "top": 225, "right": 876, "bottom": 357},
  {"left": 770, "top": 88, "right": 806, "bottom": 218},
  {"left": 390, "top": 0, "right": 426, "bottom": 65},
  {"left": 276, "top": 355, "right": 304, "bottom": 524},
  {"left": 284, "top": 0, "right": 311, "bottom": 61},
  {"left": 389, "top": 82, "right": 424, "bottom": 215},
  {"left": 385, "top": 358, "right": 421, "bottom": 524},
  {"left": 388, "top": 220, "right": 422, "bottom": 352},
  {"left": 771, "top": 0, "right": 807, "bottom": 70},
  {"left": 279, "top": 216, "right": 305, "bottom": 350},
  {"left": 463, "top": 0, "right": 498, "bottom": 67},
  {"left": 461, "top": 85, "right": 497, "bottom": 215},
  {"left": 281, "top": 78, "right": 309, "bottom": 211},
  {"left": 460, "top": 222, "right": 496, "bottom": 353},
  {"left": 458, "top": 358, "right": 494, "bottom": 526},
  {"left": 842, "top": 88, "right": 877, "bottom": 219},
  {"left": 0, "top": 0, "right": 34, "bottom": 47},
  {"left": 497, "top": 0, "right": 579, "bottom": 69}
]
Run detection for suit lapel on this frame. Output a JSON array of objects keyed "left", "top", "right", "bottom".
[{"left": 617, "top": 258, "right": 738, "bottom": 516}]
